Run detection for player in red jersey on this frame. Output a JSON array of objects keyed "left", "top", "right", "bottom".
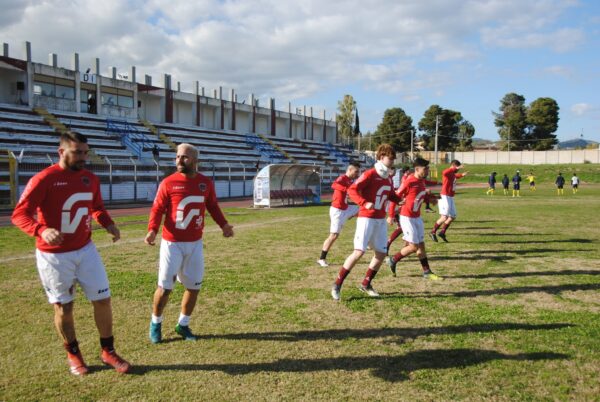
[
  {"left": 385, "top": 167, "right": 414, "bottom": 253},
  {"left": 330, "top": 144, "right": 402, "bottom": 300},
  {"left": 430, "top": 160, "right": 467, "bottom": 243},
  {"left": 11, "top": 132, "right": 130, "bottom": 376},
  {"left": 386, "top": 157, "right": 443, "bottom": 280},
  {"left": 317, "top": 162, "right": 360, "bottom": 267},
  {"left": 145, "top": 143, "right": 234, "bottom": 343}
]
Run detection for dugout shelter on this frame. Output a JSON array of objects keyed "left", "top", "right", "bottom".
[{"left": 253, "top": 164, "right": 321, "bottom": 207}]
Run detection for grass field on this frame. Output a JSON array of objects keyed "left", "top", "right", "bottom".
[{"left": 1, "top": 182, "right": 599, "bottom": 400}]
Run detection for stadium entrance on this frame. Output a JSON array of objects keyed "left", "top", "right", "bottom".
[{"left": 253, "top": 164, "right": 321, "bottom": 207}]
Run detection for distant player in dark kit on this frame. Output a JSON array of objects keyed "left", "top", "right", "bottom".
[
  {"left": 512, "top": 170, "right": 522, "bottom": 197},
  {"left": 430, "top": 160, "right": 467, "bottom": 243},
  {"left": 555, "top": 172, "right": 565, "bottom": 196},
  {"left": 486, "top": 172, "right": 497, "bottom": 195},
  {"left": 387, "top": 157, "right": 443, "bottom": 280},
  {"left": 330, "top": 144, "right": 402, "bottom": 300},
  {"left": 502, "top": 174, "right": 510, "bottom": 195},
  {"left": 571, "top": 173, "right": 580, "bottom": 194},
  {"left": 317, "top": 162, "right": 361, "bottom": 267}
]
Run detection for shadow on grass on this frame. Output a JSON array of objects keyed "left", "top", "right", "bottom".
[
  {"left": 453, "top": 269, "right": 600, "bottom": 279},
  {"left": 459, "top": 238, "right": 594, "bottom": 245},
  {"left": 453, "top": 249, "right": 592, "bottom": 255},
  {"left": 376, "top": 283, "right": 600, "bottom": 299},
  {"left": 127, "top": 348, "right": 568, "bottom": 381},
  {"left": 196, "top": 322, "right": 571, "bottom": 342}
]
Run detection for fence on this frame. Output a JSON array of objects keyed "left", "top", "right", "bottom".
[
  {"left": 1, "top": 153, "right": 338, "bottom": 207},
  {"left": 448, "top": 149, "right": 600, "bottom": 165}
]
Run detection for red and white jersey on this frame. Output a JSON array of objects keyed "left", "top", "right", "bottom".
[
  {"left": 331, "top": 174, "right": 354, "bottom": 210},
  {"left": 390, "top": 175, "right": 438, "bottom": 218},
  {"left": 441, "top": 166, "right": 465, "bottom": 197},
  {"left": 348, "top": 168, "right": 401, "bottom": 219},
  {"left": 148, "top": 172, "right": 228, "bottom": 242},
  {"left": 11, "top": 164, "right": 113, "bottom": 253}
]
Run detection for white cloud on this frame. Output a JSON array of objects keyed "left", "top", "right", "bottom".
[
  {"left": 571, "top": 103, "right": 593, "bottom": 116},
  {"left": 542, "top": 65, "right": 574, "bottom": 78},
  {"left": 0, "top": 0, "right": 585, "bottom": 104}
]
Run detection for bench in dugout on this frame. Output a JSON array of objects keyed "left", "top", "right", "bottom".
[{"left": 270, "top": 189, "right": 315, "bottom": 205}]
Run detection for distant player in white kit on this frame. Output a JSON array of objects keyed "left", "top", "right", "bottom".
[
  {"left": 145, "top": 143, "right": 234, "bottom": 343},
  {"left": 11, "top": 132, "right": 131, "bottom": 376},
  {"left": 317, "top": 162, "right": 360, "bottom": 267}
]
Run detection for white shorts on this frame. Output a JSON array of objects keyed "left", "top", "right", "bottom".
[
  {"left": 354, "top": 217, "right": 388, "bottom": 253},
  {"left": 438, "top": 195, "right": 457, "bottom": 218},
  {"left": 329, "top": 205, "right": 359, "bottom": 234},
  {"left": 35, "top": 241, "right": 110, "bottom": 304},
  {"left": 159, "top": 239, "right": 205, "bottom": 290},
  {"left": 400, "top": 215, "right": 425, "bottom": 244}
]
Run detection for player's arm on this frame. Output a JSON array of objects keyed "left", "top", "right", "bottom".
[
  {"left": 90, "top": 177, "right": 119, "bottom": 242},
  {"left": 145, "top": 181, "right": 168, "bottom": 245},
  {"left": 331, "top": 176, "right": 348, "bottom": 192},
  {"left": 347, "top": 173, "right": 371, "bottom": 209},
  {"left": 424, "top": 179, "right": 439, "bottom": 186},
  {"left": 11, "top": 175, "right": 63, "bottom": 245},
  {"left": 205, "top": 181, "right": 234, "bottom": 238}
]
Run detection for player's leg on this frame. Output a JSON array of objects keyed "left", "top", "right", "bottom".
[
  {"left": 388, "top": 216, "right": 419, "bottom": 275},
  {"left": 150, "top": 240, "right": 182, "bottom": 343},
  {"left": 332, "top": 217, "right": 369, "bottom": 300},
  {"left": 415, "top": 243, "right": 442, "bottom": 280},
  {"left": 78, "top": 242, "right": 130, "bottom": 373},
  {"left": 359, "top": 220, "right": 388, "bottom": 296},
  {"left": 175, "top": 240, "right": 205, "bottom": 340},
  {"left": 36, "top": 249, "right": 89, "bottom": 376}
]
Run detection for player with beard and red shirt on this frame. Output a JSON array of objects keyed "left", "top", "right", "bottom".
[
  {"left": 430, "top": 160, "right": 467, "bottom": 243},
  {"left": 330, "top": 144, "right": 402, "bottom": 300},
  {"left": 145, "top": 143, "right": 234, "bottom": 343},
  {"left": 11, "top": 132, "right": 130, "bottom": 376},
  {"left": 317, "top": 162, "right": 360, "bottom": 267},
  {"left": 387, "top": 157, "right": 443, "bottom": 280}
]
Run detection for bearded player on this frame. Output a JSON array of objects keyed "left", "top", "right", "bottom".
[
  {"left": 387, "top": 157, "right": 443, "bottom": 280},
  {"left": 145, "top": 143, "right": 234, "bottom": 343},
  {"left": 317, "top": 162, "right": 360, "bottom": 267},
  {"left": 330, "top": 144, "right": 402, "bottom": 300},
  {"left": 11, "top": 132, "right": 130, "bottom": 376},
  {"left": 430, "top": 160, "right": 467, "bottom": 243}
]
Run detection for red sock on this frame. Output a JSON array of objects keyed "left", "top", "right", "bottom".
[
  {"left": 387, "top": 227, "right": 403, "bottom": 249},
  {"left": 362, "top": 268, "right": 378, "bottom": 287},
  {"left": 440, "top": 222, "right": 451, "bottom": 235},
  {"left": 335, "top": 267, "right": 351, "bottom": 286},
  {"left": 419, "top": 257, "right": 430, "bottom": 272},
  {"left": 432, "top": 223, "right": 441, "bottom": 234},
  {"left": 392, "top": 251, "right": 406, "bottom": 263}
]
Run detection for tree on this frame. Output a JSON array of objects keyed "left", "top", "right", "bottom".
[
  {"left": 418, "top": 105, "right": 472, "bottom": 151},
  {"left": 526, "top": 97, "right": 559, "bottom": 150},
  {"left": 373, "top": 107, "right": 415, "bottom": 152},
  {"left": 493, "top": 93, "right": 527, "bottom": 151},
  {"left": 337, "top": 95, "right": 356, "bottom": 143}
]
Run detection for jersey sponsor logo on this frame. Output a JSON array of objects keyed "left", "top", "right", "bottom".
[
  {"left": 374, "top": 185, "right": 391, "bottom": 210},
  {"left": 175, "top": 195, "right": 205, "bottom": 229},
  {"left": 61, "top": 192, "right": 93, "bottom": 233},
  {"left": 413, "top": 190, "right": 427, "bottom": 212},
  {"left": 173, "top": 186, "right": 186, "bottom": 190},
  {"left": 53, "top": 181, "right": 68, "bottom": 187}
]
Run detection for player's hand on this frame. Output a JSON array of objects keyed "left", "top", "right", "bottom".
[
  {"left": 144, "top": 230, "right": 157, "bottom": 246},
  {"left": 222, "top": 224, "right": 234, "bottom": 238},
  {"left": 364, "top": 202, "right": 374, "bottom": 210},
  {"left": 462, "top": 171, "right": 468, "bottom": 176},
  {"left": 386, "top": 217, "right": 394, "bottom": 226},
  {"left": 106, "top": 224, "right": 120, "bottom": 242},
  {"left": 41, "top": 228, "right": 63, "bottom": 246}
]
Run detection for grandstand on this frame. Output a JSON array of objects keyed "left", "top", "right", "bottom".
[{"left": 0, "top": 41, "right": 362, "bottom": 205}]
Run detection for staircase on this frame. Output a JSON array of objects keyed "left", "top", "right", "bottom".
[
  {"left": 33, "top": 107, "right": 104, "bottom": 163},
  {"left": 140, "top": 119, "right": 177, "bottom": 151}
]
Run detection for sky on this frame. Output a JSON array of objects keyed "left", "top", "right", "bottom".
[{"left": 1, "top": 0, "right": 599, "bottom": 142}]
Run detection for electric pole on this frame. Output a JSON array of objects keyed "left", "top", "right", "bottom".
[
  {"left": 410, "top": 129, "right": 414, "bottom": 161},
  {"left": 434, "top": 115, "right": 440, "bottom": 165}
]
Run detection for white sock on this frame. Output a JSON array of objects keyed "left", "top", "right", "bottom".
[
  {"left": 151, "top": 314, "right": 163, "bottom": 324},
  {"left": 178, "top": 313, "right": 191, "bottom": 326}
]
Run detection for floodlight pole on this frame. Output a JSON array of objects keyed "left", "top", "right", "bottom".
[
  {"left": 434, "top": 115, "right": 440, "bottom": 165},
  {"left": 507, "top": 126, "right": 511, "bottom": 152},
  {"left": 410, "top": 129, "right": 414, "bottom": 161}
]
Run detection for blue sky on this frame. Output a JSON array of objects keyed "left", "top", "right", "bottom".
[{"left": 1, "top": 0, "right": 598, "bottom": 143}]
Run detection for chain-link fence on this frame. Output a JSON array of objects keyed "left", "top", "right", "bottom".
[{"left": 1, "top": 153, "right": 263, "bottom": 207}]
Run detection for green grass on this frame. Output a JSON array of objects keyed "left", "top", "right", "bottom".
[
  {"left": 430, "top": 163, "right": 600, "bottom": 184},
  {"left": 1, "top": 183, "right": 599, "bottom": 400}
]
